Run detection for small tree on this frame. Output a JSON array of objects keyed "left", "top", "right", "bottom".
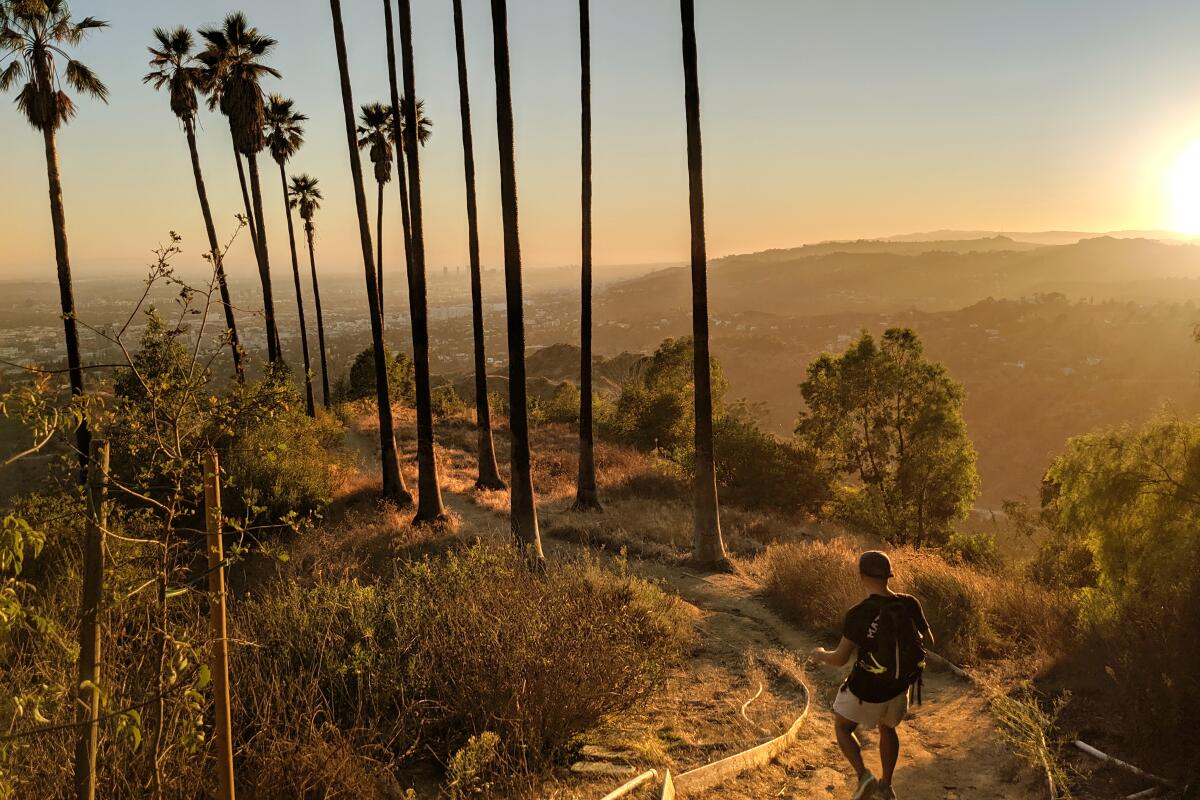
[
  {"left": 335, "top": 345, "right": 414, "bottom": 406},
  {"left": 797, "top": 328, "right": 978, "bottom": 546}
]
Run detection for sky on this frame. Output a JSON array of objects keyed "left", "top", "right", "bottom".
[{"left": 5, "top": 0, "right": 1200, "bottom": 280}]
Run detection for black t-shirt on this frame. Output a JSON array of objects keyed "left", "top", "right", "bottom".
[{"left": 842, "top": 593, "right": 930, "bottom": 700}]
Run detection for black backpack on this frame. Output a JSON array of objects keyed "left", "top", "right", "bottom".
[{"left": 852, "top": 598, "right": 927, "bottom": 704}]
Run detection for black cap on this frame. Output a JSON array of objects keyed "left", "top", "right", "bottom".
[{"left": 859, "top": 550, "right": 893, "bottom": 579}]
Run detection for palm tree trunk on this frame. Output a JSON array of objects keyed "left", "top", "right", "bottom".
[
  {"left": 305, "top": 226, "right": 332, "bottom": 408},
  {"left": 42, "top": 125, "right": 90, "bottom": 484},
  {"left": 382, "top": 0, "right": 415, "bottom": 322},
  {"left": 375, "top": 179, "right": 385, "bottom": 331},
  {"left": 185, "top": 119, "right": 243, "bottom": 382},
  {"left": 397, "top": 0, "right": 449, "bottom": 524},
  {"left": 452, "top": 0, "right": 505, "bottom": 491},
  {"left": 489, "top": 0, "right": 544, "bottom": 563},
  {"left": 233, "top": 143, "right": 276, "bottom": 364},
  {"left": 329, "top": 0, "right": 412, "bottom": 507},
  {"left": 279, "top": 162, "right": 316, "bottom": 417},
  {"left": 246, "top": 152, "right": 281, "bottom": 366},
  {"left": 680, "top": 0, "right": 729, "bottom": 568},
  {"left": 574, "top": 0, "right": 602, "bottom": 512}
]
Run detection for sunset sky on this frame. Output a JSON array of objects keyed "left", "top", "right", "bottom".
[{"left": 4, "top": 0, "right": 1200, "bottom": 279}]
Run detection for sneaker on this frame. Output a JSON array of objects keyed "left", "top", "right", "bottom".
[
  {"left": 878, "top": 783, "right": 897, "bottom": 799},
  {"left": 851, "top": 771, "right": 878, "bottom": 800}
]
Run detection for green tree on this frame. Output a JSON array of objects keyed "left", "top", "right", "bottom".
[
  {"left": 144, "top": 25, "right": 244, "bottom": 382},
  {"left": 450, "top": 0, "right": 505, "bottom": 491},
  {"left": 1, "top": 0, "right": 109, "bottom": 482},
  {"left": 289, "top": 174, "right": 331, "bottom": 408},
  {"left": 1041, "top": 413, "right": 1200, "bottom": 750},
  {"left": 614, "top": 336, "right": 725, "bottom": 459},
  {"left": 797, "top": 328, "right": 978, "bottom": 546},
  {"left": 197, "top": 12, "right": 282, "bottom": 364},
  {"left": 336, "top": 345, "right": 414, "bottom": 407}
]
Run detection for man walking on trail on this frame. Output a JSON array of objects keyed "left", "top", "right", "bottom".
[{"left": 811, "top": 550, "right": 933, "bottom": 800}]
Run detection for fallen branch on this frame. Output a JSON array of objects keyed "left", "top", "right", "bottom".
[
  {"left": 1072, "top": 741, "right": 1174, "bottom": 789},
  {"left": 598, "top": 769, "right": 657, "bottom": 800},
  {"left": 1125, "top": 788, "right": 1160, "bottom": 799}
]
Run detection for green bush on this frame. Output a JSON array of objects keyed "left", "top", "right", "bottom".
[
  {"left": 232, "top": 544, "right": 690, "bottom": 790},
  {"left": 334, "top": 346, "right": 414, "bottom": 406},
  {"left": 1041, "top": 414, "right": 1200, "bottom": 763},
  {"left": 713, "top": 408, "right": 829, "bottom": 513},
  {"left": 543, "top": 381, "right": 581, "bottom": 425},
  {"left": 430, "top": 384, "right": 467, "bottom": 418},
  {"left": 944, "top": 531, "right": 1002, "bottom": 572}
]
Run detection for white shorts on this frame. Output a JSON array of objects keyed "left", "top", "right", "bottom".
[{"left": 832, "top": 684, "right": 908, "bottom": 729}]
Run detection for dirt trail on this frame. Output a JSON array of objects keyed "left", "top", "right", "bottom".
[{"left": 342, "top": 419, "right": 1036, "bottom": 799}]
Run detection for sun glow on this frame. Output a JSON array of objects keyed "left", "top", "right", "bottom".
[{"left": 1169, "top": 141, "right": 1200, "bottom": 234}]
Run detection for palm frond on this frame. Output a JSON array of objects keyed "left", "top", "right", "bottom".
[
  {"left": 0, "top": 58, "right": 24, "bottom": 91},
  {"left": 64, "top": 58, "right": 107, "bottom": 102}
]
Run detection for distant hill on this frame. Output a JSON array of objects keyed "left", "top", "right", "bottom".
[
  {"left": 884, "top": 228, "right": 1196, "bottom": 246},
  {"left": 600, "top": 237, "right": 1200, "bottom": 322}
]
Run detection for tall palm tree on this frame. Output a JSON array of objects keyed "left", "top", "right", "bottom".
[
  {"left": 0, "top": 1, "right": 108, "bottom": 482},
  {"left": 328, "top": 0, "right": 412, "bottom": 507},
  {"left": 451, "top": 0, "right": 505, "bottom": 491},
  {"left": 679, "top": 0, "right": 729, "bottom": 567},
  {"left": 489, "top": 0, "right": 544, "bottom": 562},
  {"left": 356, "top": 101, "right": 394, "bottom": 327},
  {"left": 289, "top": 174, "right": 331, "bottom": 409},
  {"left": 573, "top": 0, "right": 601, "bottom": 511},
  {"left": 265, "top": 94, "right": 315, "bottom": 416},
  {"left": 197, "top": 13, "right": 282, "bottom": 365},
  {"left": 144, "top": 26, "right": 244, "bottom": 383},
  {"left": 395, "top": 0, "right": 448, "bottom": 524}
]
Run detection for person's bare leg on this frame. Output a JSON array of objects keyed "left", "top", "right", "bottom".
[
  {"left": 879, "top": 722, "right": 900, "bottom": 785},
  {"left": 835, "top": 714, "right": 868, "bottom": 777}
]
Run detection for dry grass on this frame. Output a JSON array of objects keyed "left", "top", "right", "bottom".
[{"left": 760, "top": 537, "right": 1074, "bottom": 667}]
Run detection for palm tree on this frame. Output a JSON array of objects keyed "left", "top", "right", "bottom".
[
  {"left": 289, "top": 174, "right": 331, "bottom": 409},
  {"left": 679, "top": 0, "right": 729, "bottom": 568},
  {"left": 356, "top": 101, "right": 394, "bottom": 327},
  {"left": 265, "top": 94, "right": 315, "bottom": 416},
  {"left": 197, "top": 13, "right": 282, "bottom": 365},
  {"left": 451, "top": 0, "right": 505, "bottom": 491},
  {"left": 489, "top": 0, "right": 544, "bottom": 562},
  {"left": 573, "top": 0, "right": 601, "bottom": 511},
  {"left": 0, "top": 1, "right": 108, "bottom": 482},
  {"left": 328, "top": 0, "right": 412, "bottom": 507},
  {"left": 380, "top": 0, "right": 434, "bottom": 326},
  {"left": 144, "top": 26, "right": 244, "bottom": 383},
  {"left": 395, "top": 0, "right": 448, "bottom": 524}
]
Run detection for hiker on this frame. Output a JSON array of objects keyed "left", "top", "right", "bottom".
[{"left": 810, "top": 550, "right": 932, "bottom": 800}]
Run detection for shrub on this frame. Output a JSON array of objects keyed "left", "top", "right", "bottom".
[
  {"left": 943, "top": 530, "right": 1002, "bottom": 572},
  {"left": 334, "top": 346, "right": 415, "bottom": 405},
  {"left": 761, "top": 538, "right": 1070, "bottom": 665},
  {"left": 714, "top": 408, "right": 829, "bottom": 513},
  {"left": 430, "top": 384, "right": 467, "bottom": 418},
  {"left": 232, "top": 544, "right": 690, "bottom": 792},
  {"left": 543, "top": 381, "right": 581, "bottom": 425}
]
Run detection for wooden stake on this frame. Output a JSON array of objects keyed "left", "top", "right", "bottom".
[
  {"left": 74, "top": 439, "right": 108, "bottom": 800},
  {"left": 204, "top": 451, "right": 236, "bottom": 800}
]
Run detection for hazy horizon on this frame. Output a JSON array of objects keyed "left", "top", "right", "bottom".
[{"left": 7, "top": 0, "right": 1200, "bottom": 282}]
